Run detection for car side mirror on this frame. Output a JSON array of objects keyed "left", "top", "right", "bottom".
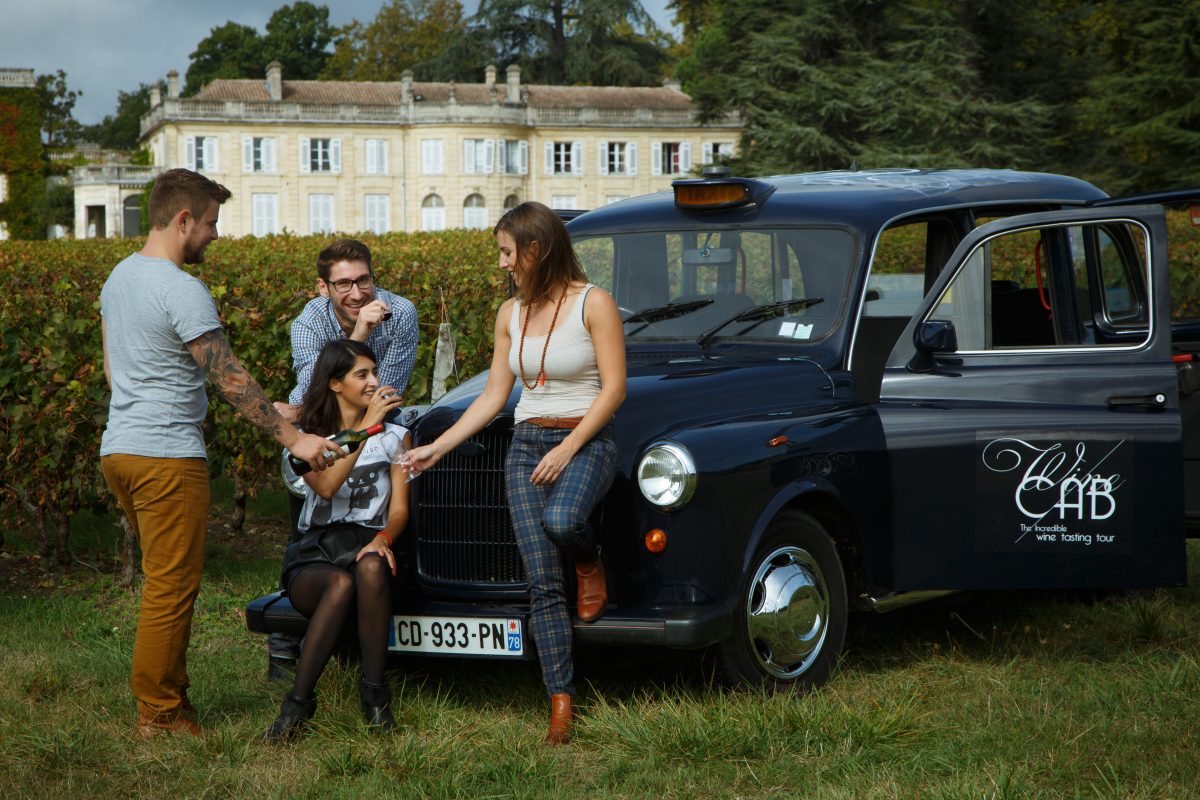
[{"left": 909, "top": 319, "right": 958, "bottom": 373}]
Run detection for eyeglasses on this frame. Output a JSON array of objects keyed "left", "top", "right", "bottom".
[{"left": 327, "top": 275, "right": 374, "bottom": 294}]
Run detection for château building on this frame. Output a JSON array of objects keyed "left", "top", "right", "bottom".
[{"left": 74, "top": 62, "right": 741, "bottom": 239}]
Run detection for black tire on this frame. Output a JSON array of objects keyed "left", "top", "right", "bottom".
[{"left": 719, "top": 510, "right": 848, "bottom": 691}]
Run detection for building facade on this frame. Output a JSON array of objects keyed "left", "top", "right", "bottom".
[{"left": 76, "top": 63, "right": 740, "bottom": 238}]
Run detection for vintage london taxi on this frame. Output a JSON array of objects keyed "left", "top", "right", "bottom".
[{"left": 248, "top": 167, "right": 1200, "bottom": 691}]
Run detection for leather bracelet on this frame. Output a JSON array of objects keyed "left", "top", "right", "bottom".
[{"left": 376, "top": 530, "right": 393, "bottom": 547}]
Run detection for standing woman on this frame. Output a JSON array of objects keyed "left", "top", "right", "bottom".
[
  {"left": 405, "top": 201, "right": 626, "bottom": 744},
  {"left": 266, "top": 339, "right": 408, "bottom": 741}
]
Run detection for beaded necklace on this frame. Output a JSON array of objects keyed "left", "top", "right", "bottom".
[{"left": 517, "top": 285, "right": 569, "bottom": 390}]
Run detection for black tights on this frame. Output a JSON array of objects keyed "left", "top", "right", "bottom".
[{"left": 287, "top": 555, "right": 392, "bottom": 700}]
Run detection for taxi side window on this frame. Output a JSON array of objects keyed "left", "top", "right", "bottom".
[{"left": 929, "top": 221, "right": 1151, "bottom": 351}]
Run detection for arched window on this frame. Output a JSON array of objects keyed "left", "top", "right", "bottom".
[
  {"left": 463, "top": 193, "right": 487, "bottom": 230},
  {"left": 421, "top": 193, "right": 445, "bottom": 231},
  {"left": 503, "top": 194, "right": 519, "bottom": 211}
]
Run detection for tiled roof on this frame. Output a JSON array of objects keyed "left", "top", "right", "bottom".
[{"left": 190, "top": 79, "right": 693, "bottom": 110}]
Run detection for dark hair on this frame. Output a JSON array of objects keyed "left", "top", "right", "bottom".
[
  {"left": 317, "top": 238, "right": 373, "bottom": 281},
  {"left": 493, "top": 201, "right": 585, "bottom": 306},
  {"left": 147, "top": 168, "right": 231, "bottom": 229},
  {"left": 299, "top": 339, "right": 378, "bottom": 436}
]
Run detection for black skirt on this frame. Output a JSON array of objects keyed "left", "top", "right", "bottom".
[{"left": 281, "top": 522, "right": 377, "bottom": 592}]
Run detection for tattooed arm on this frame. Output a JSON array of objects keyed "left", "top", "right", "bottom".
[{"left": 187, "top": 328, "right": 334, "bottom": 472}]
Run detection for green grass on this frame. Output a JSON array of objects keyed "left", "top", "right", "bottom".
[{"left": 2, "top": 496, "right": 1198, "bottom": 799}]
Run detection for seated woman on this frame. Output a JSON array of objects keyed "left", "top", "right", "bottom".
[{"left": 266, "top": 339, "right": 408, "bottom": 741}]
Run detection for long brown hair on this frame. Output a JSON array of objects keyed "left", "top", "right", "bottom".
[
  {"left": 299, "top": 339, "right": 377, "bottom": 436},
  {"left": 494, "top": 201, "right": 585, "bottom": 306}
]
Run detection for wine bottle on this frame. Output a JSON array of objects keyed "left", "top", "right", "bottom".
[{"left": 289, "top": 423, "right": 385, "bottom": 475}]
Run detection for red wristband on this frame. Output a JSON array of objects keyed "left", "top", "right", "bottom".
[{"left": 376, "top": 530, "right": 393, "bottom": 546}]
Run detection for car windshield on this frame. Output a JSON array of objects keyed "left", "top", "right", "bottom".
[{"left": 572, "top": 227, "right": 856, "bottom": 343}]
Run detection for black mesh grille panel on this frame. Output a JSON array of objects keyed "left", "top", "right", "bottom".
[{"left": 414, "top": 430, "right": 526, "bottom": 585}]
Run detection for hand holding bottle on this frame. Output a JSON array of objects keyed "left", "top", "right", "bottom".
[{"left": 288, "top": 423, "right": 385, "bottom": 475}]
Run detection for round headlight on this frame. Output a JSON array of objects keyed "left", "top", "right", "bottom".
[
  {"left": 280, "top": 448, "right": 307, "bottom": 498},
  {"left": 637, "top": 441, "right": 697, "bottom": 509}
]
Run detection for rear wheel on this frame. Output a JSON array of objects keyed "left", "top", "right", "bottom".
[{"left": 719, "top": 510, "right": 848, "bottom": 691}]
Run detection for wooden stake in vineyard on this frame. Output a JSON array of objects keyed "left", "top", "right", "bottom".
[{"left": 431, "top": 288, "right": 457, "bottom": 402}]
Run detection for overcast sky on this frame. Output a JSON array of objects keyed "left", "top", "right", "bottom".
[{"left": 5, "top": 0, "right": 680, "bottom": 125}]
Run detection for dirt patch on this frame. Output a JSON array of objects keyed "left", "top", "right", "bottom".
[{"left": 0, "top": 509, "right": 289, "bottom": 599}]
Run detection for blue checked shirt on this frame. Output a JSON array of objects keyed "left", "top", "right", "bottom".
[{"left": 288, "top": 287, "right": 419, "bottom": 404}]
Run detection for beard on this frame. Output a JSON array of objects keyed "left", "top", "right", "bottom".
[{"left": 182, "top": 239, "right": 209, "bottom": 265}]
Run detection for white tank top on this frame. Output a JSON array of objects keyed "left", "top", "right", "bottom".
[{"left": 509, "top": 285, "right": 602, "bottom": 422}]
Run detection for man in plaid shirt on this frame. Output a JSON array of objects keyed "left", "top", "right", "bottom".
[{"left": 274, "top": 238, "right": 418, "bottom": 422}]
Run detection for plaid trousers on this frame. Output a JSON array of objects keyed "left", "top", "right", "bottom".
[{"left": 505, "top": 422, "right": 617, "bottom": 696}]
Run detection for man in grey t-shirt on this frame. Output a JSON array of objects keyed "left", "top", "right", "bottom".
[{"left": 100, "top": 168, "right": 336, "bottom": 738}]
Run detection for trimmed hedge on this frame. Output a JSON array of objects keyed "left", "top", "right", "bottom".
[
  {"left": 0, "top": 230, "right": 501, "bottom": 560},
  {"left": 0, "top": 88, "right": 47, "bottom": 240}
]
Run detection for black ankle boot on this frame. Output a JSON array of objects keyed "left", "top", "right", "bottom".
[
  {"left": 264, "top": 693, "right": 315, "bottom": 742},
  {"left": 358, "top": 677, "right": 395, "bottom": 732}
]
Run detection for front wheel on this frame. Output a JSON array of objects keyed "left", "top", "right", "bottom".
[{"left": 719, "top": 510, "right": 848, "bottom": 691}]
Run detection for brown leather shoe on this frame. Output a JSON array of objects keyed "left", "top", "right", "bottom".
[
  {"left": 136, "top": 714, "right": 203, "bottom": 738},
  {"left": 544, "top": 692, "right": 573, "bottom": 745},
  {"left": 575, "top": 559, "right": 607, "bottom": 622}
]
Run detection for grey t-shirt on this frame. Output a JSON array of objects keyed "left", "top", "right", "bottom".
[{"left": 100, "top": 253, "right": 223, "bottom": 459}]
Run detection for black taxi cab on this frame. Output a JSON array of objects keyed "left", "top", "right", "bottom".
[{"left": 249, "top": 167, "right": 1200, "bottom": 691}]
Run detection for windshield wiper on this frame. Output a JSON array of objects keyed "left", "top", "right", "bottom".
[
  {"left": 622, "top": 298, "right": 714, "bottom": 336},
  {"left": 696, "top": 298, "right": 824, "bottom": 347}
]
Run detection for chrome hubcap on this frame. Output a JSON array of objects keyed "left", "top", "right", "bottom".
[{"left": 745, "top": 545, "right": 829, "bottom": 680}]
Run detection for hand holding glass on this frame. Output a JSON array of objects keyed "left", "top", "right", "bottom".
[{"left": 381, "top": 430, "right": 419, "bottom": 483}]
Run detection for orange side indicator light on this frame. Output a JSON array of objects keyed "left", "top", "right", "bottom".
[
  {"left": 767, "top": 435, "right": 789, "bottom": 448},
  {"left": 645, "top": 529, "right": 667, "bottom": 553}
]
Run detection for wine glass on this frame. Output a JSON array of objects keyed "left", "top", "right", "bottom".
[{"left": 380, "top": 429, "right": 419, "bottom": 483}]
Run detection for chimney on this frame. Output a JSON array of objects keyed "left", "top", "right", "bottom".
[
  {"left": 662, "top": 77, "right": 682, "bottom": 92},
  {"left": 266, "top": 60, "right": 282, "bottom": 101},
  {"left": 485, "top": 64, "right": 496, "bottom": 86},
  {"left": 401, "top": 70, "right": 413, "bottom": 104},
  {"left": 506, "top": 64, "right": 521, "bottom": 104},
  {"left": 448, "top": 82, "right": 457, "bottom": 106},
  {"left": 150, "top": 84, "right": 161, "bottom": 107},
  {"left": 167, "top": 70, "right": 180, "bottom": 99}
]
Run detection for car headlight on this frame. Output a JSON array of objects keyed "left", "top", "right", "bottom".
[
  {"left": 637, "top": 441, "right": 697, "bottom": 509},
  {"left": 280, "top": 448, "right": 307, "bottom": 498}
]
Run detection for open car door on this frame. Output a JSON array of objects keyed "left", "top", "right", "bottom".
[{"left": 878, "top": 204, "right": 1185, "bottom": 590}]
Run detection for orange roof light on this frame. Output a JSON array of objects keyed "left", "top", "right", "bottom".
[
  {"left": 644, "top": 529, "right": 667, "bottom": 553},
  {"left": 674, "top": 182, "right": 751, "bottom": 209}
]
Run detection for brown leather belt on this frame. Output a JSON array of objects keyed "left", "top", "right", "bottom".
[{"left": 524, "top": 416, "right": 585, "bottom": 429}]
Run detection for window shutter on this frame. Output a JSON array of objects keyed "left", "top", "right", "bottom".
[
  {"left": 703, "top": 142, "right": 713, "bottom": 165},
  {"left": 204, "top": 137, "right": 218, "bottom": 172},
  {"left": 598, "top": 142, "right": 608, "bottom": 176},
  {"left": 185, "top": 136, "right": 197, "bottom": 171},
  {"left": 299, "top": 137, "right": 311, "bottom": 173},
  {"left": 264, "top": 138, "right": 276, "bottom": 173},
  {"left": 628, "top": 142, "right": 638, "bottom": 176},
  {"left": 651, "top": 142, "right": 662, "bottom": 176},
  {"left": 378, "top": 140, "right": 387, "bottom": 175},
  {"left": 366, "top": 140, "right": 378, "bottom": 175},
  {"left": 544, "top": 142, "right": 554, "bottom": 175},
  {"left": 518, "top": 141, "right": 528, "bottom": 175},
  {"left": 331, "top": 139, "right": 342, "bottom": 173},
  {"left": 243, "top": 137, "right": 254, "bottom": 172},
  {"left": 497, "top": 140, "right": 507, "bottom": 174},
  {"left": 484, "top": 139, "right": 494, "bottom": 174},
  {"left": 571, "top": 141, "right": 583, "bottom": 176},
  {"left": 681, "top": 142, "right": 692, "bottom": 173},
  {"left": 463, "top": 139, "right": 474, "bottom": 174}
]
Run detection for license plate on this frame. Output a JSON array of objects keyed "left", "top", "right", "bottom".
[{"left": 389, "top": 614, "right": 525, "bottom": 657}]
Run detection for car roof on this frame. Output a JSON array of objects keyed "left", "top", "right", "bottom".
[{"left": 567, "top": 168, "right": 1109, "bottom": 235}]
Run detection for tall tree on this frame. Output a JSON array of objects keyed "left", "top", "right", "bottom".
[
  {"left": 81, "top": 83, "right": 159, "bottom": 150},
  {"left": 1076, "top": 0, "right": 1200, "bottom": 193},
  {"left": 320, "top": 0, "right": 468, "bottom": 81},
  {"left": 680, "top": 0, "right": 1049, "bottom": 174},
  {"left": 263, "top": 1, "right": 334, "bottom": 79},
  {"left": 466, "top": 0, "right": 670, "bottom": 85},
  {"left": 35, "top": 69, "right": 81, "bottom": 147},
  {"left": 185, "top": 22, "right": 264, "bottom": 94}
]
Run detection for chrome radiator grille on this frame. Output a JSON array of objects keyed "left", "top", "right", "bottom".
[{"left": 414, "top": 429, "right": 526, "bottom": 585}]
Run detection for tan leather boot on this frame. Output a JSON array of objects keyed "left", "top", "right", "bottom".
[
  {"left": 544, "top": 692, "right": 573, "bottom": 745},
  {"left": 575, "top": 559, "right": 607, "bottom": 622}
]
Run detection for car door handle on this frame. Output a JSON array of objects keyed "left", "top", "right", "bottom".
[{"left": 1107, "top": 393, "right": 1167, "bottom": 409}]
